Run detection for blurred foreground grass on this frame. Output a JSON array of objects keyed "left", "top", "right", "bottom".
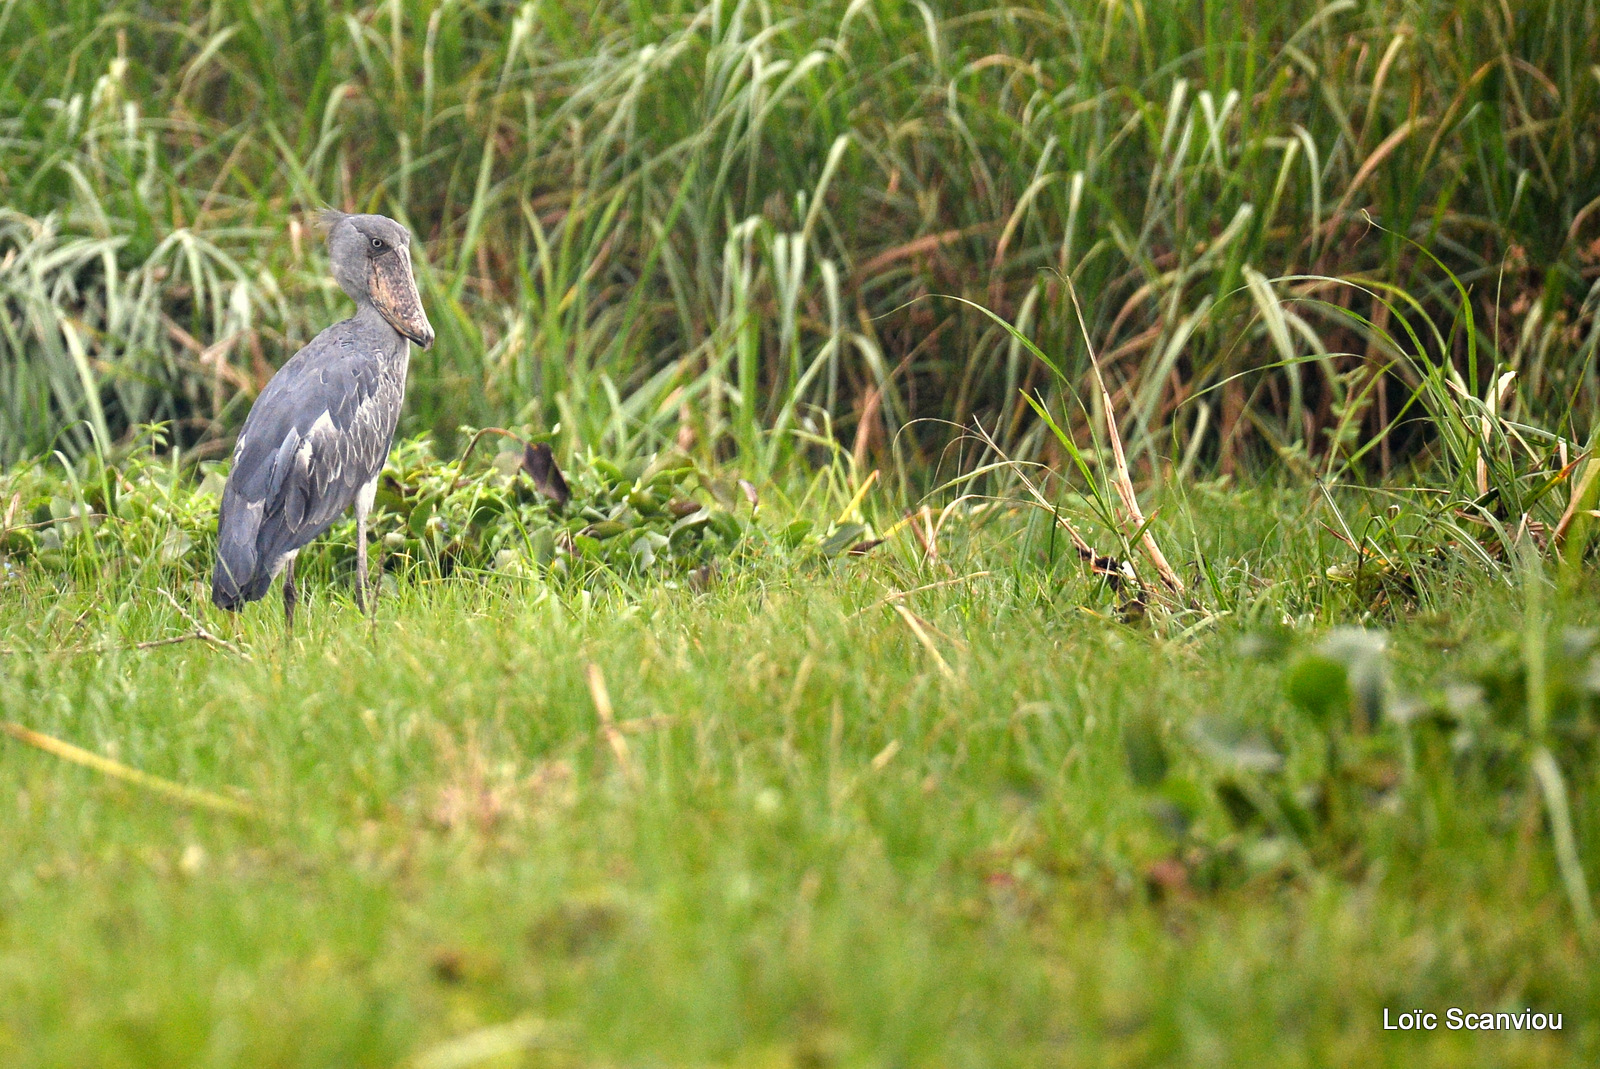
[{"left": 0, "top": 483, "right": 1595, "bottom": 1067}]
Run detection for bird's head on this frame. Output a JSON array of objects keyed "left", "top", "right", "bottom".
[{"left": 323, "top": 211, "right": 435, "bottom": 350}]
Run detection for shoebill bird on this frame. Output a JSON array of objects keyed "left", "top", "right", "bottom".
[{"left": 211, "top": 212, "right": 434, "bottom": 628}]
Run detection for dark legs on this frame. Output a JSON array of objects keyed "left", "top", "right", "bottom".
[{"left": 282, "top": 555, "right": 298, "bottom": 632}]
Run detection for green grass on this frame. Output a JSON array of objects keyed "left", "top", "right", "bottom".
[
  {"left": 1, "top": 480, "right": 1596, "bottom": 1066},
  {"left": 2, "top": 0, "right": 1597, "bottom": 474}
]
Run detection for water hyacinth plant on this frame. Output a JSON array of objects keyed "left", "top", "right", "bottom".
[{"left": 0, "top": 424, "right": 889, "bottom": 601}]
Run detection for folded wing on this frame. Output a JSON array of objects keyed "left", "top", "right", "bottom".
[{"left": 211, "top": 326, "right": 396, "bottom": 609}]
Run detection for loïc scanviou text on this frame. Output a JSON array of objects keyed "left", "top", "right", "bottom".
[{"left": 1383, "top": 1008, "right": 1563, "bottom": 1031}]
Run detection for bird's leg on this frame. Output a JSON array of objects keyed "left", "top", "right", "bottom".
[
  {"left": 282, "top": 556, "right": 297, "bottom": 633},
  {"left": 355, "top": 507, "right": 370, "bottom": 616},
  {"left": 355, "top": 477, "right": 379, "bottom": 620}
]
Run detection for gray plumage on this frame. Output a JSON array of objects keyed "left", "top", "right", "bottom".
[{"left": 212, "top": 212, "right": 434, "bottom": 622}]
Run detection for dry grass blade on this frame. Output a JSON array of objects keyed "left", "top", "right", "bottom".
[
  {"left": 585, "top": 663, "right": 640, "bottom": 786},
  {"left": 3, "top": 634, "right": 237, "bottom": 657},
  {"left": 967, "top": 422, "right": 1099, "bottom": 563},
  {"left": 157, "top": 589, "right": 250, "bottom": 658},
  {"left": 1065, "top": 280, "right": 1185, "bottom": 598},
  {"left": 966, "top": 419, "right": 1144, "bottom": 598},
  {"left": 1554, "top": 456, "right": 1600, "bottom": 545},
  {"left": 407, "top": 1016, "right": 562, "bottom": 1069},
  {"left": 851, "top": 222, "right": 999, "bottom": 283},
  {"left": 869, "top": 739, "right": 901, "bottom": 772},
  {"left": 850, "top": 572, "right": 991, "bottom": 618},
  {"left": 891, "top": 604, "right": 956, "bottom": 681},
  {"left": 0, "top": 722, "right": 262, "bottom": 820},
  {"left": 1325, "top": 116, "right": 1433, "bottom": 234}
]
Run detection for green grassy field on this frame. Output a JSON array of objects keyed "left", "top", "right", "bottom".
[{"left": 0, "top": 468, "right": 1596, "bottom": 1066}]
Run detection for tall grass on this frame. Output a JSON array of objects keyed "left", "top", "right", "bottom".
[{"left": 2, "top": 0, "right": 1596, "bottom": 479}]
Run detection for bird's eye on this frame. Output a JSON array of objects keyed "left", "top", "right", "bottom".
[{"left": 371, "top": 237, "right": 384, "bottom": 249}]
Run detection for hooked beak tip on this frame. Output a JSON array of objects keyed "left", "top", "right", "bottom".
[{"left": 412, "top": 328, "right": 435, "bottom": 350}]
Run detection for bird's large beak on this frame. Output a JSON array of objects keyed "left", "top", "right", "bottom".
[{"left": 369, "top": 249, "right": 435, "bottom": 350}]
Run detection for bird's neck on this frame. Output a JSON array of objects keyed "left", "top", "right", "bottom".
[{"left": 353, "top": 301, "right": 405, "bottom": 347}]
